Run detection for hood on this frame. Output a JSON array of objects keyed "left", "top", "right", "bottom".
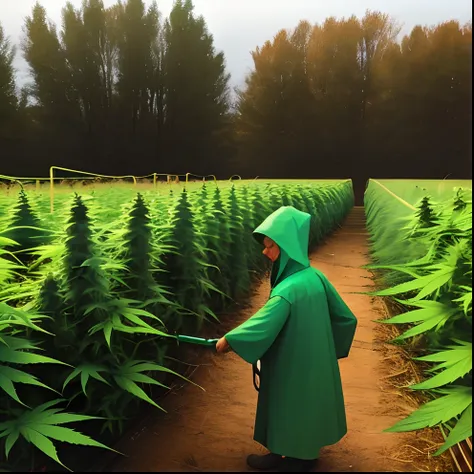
[{"left": 253, "top": 206, "right": 311, "bottom": 286}]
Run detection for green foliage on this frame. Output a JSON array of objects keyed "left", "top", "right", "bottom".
[
  {"left": 0, "top": 22, "right": 17, "bottom": 130},
  {"left": 365, "top": 179, "right": 472, "bottom": 455},
  {"left": 63, "top": 195, "right": 108, "bottom": 319},
  {"left": 413, "top": 197, "right": 438, "bottom": 230},
  {"left": 111, "top": 193, "right": 175, "bottom": 313},
  {"left": 0, "top": 180, "right": 353, "bottom": 470},
  {"left": 3, "top": 190, "right": 50, "bottom": 267},
  {"left": 0, "top": 399, "right": 113, "bottom": 471},
  {"left": 411, "top": 340, "right": 472, "bottom": 390},
  {"left": 162, "top": 188, "right": 223, "bottom": 332},
  {"left": 0, "top": 231, "right": 111, "bottom": 472},
  {"left": 190, "top": 185, "right": 231, "bottom": 312},
  {"left": 163, "top": 0, "right": 231, "bottom": 171},
  {"left": 22, "top": 3, "right": 79, "bottom": 124},
  {"left": 227, "top": 186, "right": 250, "bottom": 300}
]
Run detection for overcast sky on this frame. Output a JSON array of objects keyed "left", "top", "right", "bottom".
[{"left": 2, "top": 0, "right": 472, "bottom": 89}]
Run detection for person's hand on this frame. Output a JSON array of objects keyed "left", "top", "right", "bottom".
[{"left": 216, "top": 336, "right": 230, "bottom": 353}]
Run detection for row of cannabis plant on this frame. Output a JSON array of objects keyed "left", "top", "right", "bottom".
[
  {"left": 364, "top": 179, "right": 472, "bottom": 455},
  {"left": 0, "top": 180, "right": 353, "bottom": 471}
]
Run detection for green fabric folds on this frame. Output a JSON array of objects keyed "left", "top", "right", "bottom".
[
  {"left": 225, "top": 206, "right": 358, "bottom": 460},
  {"left": 226, "top": 296, "right": 290, "bottom": 365}
]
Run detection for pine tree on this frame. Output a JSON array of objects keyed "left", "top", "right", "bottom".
[
  {"left": 0, "top": 23, "right": 17, "bottom": 133},
  {"left": 162, "top": 0, "right": 231, "bottom": 173}
]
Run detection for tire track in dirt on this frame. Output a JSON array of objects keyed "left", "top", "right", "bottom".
[{"left": 107, "top": 207, "right": 416, "bottom": 472}]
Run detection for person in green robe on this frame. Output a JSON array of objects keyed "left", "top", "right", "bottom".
[{"left": 216, "top": 206, "right": 358, "bottom": 472}]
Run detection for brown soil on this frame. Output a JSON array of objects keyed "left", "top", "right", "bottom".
[{"left": 106, "top": 207, "right": 453, "bottom": 472}]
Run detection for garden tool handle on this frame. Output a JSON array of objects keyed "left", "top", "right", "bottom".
[{"left": 175, "top": 334, "right": 219, "bottom": 348}]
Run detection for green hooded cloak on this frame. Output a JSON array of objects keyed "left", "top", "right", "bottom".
[{"left": 225, "top": 206, "right": 358, "bottom": 460}]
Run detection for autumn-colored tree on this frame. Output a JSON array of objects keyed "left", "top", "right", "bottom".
[
  {"left": 306, "top": 16, "right": 366, "bottom": 176},
  {"left": 237, "top": 21, "right": 317, "bottom": 176},
  {"left": 236, "top": 11, "right": 471, "bottom": 201},
  {"left": 367, "top": 20, "right": 472, "bottom": 179}
]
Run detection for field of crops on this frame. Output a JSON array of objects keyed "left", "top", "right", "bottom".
[
  {"left": 0, "top": 179, "right": 354, "bottom": 471},
  {"left": 364, "top": 179, "right": 472, "bottom": 457}
]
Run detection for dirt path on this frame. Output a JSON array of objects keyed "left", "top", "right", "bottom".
[{"left": 108, "top": 207, "right": 415, "bottom": 472}]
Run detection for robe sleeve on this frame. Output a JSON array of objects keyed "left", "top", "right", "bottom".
[
  {"left": 322, "top": 278, "right": 358, "bottom": 359},
  {"left": 224, "top": 296, "right": 291, "bottom": 365}
]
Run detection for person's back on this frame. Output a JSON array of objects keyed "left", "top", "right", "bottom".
[{"left": 216, "top": 206, "right": 358, "bottom": 472}]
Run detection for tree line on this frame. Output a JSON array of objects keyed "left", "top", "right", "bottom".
[
  {"left": 236, "top": 14, "right": 472, "bottom": 198},
  {"left": 0, "top": 0, "right": 471, "bottom": 199}
]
